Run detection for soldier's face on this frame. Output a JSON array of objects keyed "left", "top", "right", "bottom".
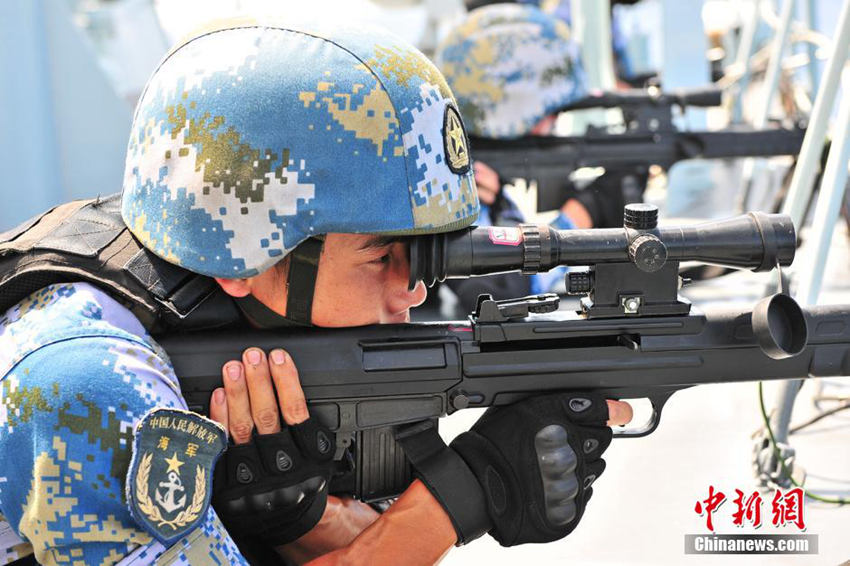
[{"left": 232, "top": 233, "right": 428, "bottom": 326}]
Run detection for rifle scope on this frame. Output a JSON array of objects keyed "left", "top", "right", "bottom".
[
  {"left": 561, "top": 86, "right": 723, "bottom": 112},
  {"left": 408, "top": 204, "right": 796, "bottom": 289}
]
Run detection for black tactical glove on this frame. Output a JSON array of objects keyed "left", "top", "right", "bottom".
[
  {"left": 212, "top": 417, "right": 334, "bottom": 545},
  {"left": 453, "top": 392, "right": 612, "bottom": 546},
  {"left": 395, "top": 392, "right": 611, "bottom": 547}
]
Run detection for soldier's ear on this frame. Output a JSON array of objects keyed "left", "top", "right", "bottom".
[{"left": 214, "top": 277, "right": 252, "bottom": 298}]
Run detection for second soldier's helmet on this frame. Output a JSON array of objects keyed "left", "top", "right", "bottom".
[
  {"left": 121, "top": 18, "right": 479, "bottom": 280},
  {"left": 435, "top": 3, "right": 585, "bottom": 139}
]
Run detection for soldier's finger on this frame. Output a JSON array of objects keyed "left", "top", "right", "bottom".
[
  {"left": 477, "top": 186, "right": 498, "bottom": 206},
  {"left": 222, "top": 361, "right": 254, "bottom": 444},
  {"left": 473, "top": 161, "right": 500, "bottom": 192},
  {"left": 268, "top": 349, "right": 309, "bottom": 425},
  {"left": 242, "top": 348, "right": 282, "bottom": 436},
  {"left": 606, "top": 400, "right": 633, "bottom": 427},
  {"left": 209, "top": 388, "right": 229, "bottom": 437}
]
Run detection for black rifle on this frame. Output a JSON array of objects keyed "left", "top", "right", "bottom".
[
  {"left": 163, "top": 205, "right": 848, "bottom": 502},
  {"left": 469, "top": 87, "right": 806, "bottom": 216}
]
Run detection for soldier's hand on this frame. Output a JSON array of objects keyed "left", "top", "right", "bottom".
[
  {"left": 456, "top": 393, "right": 629, "bottom": 546},
  {"left": 396, "top": 395, "right": 631, "bottom": 547},
  {"left": 473, "top": 160, "right": 501, "bottom": 206},
  {"left": 209, "top": 348, "right": 378, "bottom": 556},
  {"left": 211, "top": 348, "right": 308, "bottom": 442}
]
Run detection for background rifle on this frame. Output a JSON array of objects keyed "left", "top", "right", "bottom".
[
  {"left": 162, "top": 205, "right": 849, "bottom": 502},
  {"left": 469, "top": 87, "right": 806, "bottom": 221}
]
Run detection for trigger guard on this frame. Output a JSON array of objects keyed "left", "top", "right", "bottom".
[{"left": 612, "top": 393, "right": 672, "bottom": 438}]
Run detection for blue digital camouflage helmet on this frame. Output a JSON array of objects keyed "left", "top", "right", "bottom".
[
  {"left": 121, "top": 18, "right": 480, "bottom": 280},
  {"left": 434, "top": 3, "right": 586, "bottom": 139}
]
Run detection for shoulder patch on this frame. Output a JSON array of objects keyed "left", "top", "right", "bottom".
[
  {"left": 126, "top": 408, "right": 227, "bottom": 545},
  {"left": 443, "top": 104, "right": 471, "bottom": 174}
]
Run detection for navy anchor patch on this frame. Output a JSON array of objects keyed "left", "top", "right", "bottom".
[{"left": 126, "top": 408, "right": 227, "bottom": 544}]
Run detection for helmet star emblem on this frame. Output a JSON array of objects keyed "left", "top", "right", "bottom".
[
  {"left": 444, "top": 106, "right": 470, "bottom": 172},
  {"left": 448, "top": 114, "right": 467, "bottom": 157}
]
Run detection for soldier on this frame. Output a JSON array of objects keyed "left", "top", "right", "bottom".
[
  {"left": 435, "top": 3, "right": 627, "bottom": 237},
  {"left": 433, "top": 3, "right": 592, "bottom": 296},
  {"left": 0, "top": 17, "right": 630, "bottom": 565}
]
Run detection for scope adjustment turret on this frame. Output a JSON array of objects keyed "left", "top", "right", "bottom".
[
  {"left": 629, "top": 234, "right": 667, "bottom": 272},
  {"left": 624, "top": 203, "right": 658, "bottom": 230}
]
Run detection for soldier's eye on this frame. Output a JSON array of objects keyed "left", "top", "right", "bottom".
[{"left": 367, "top": 251, "right": 391, "bottom": 266}]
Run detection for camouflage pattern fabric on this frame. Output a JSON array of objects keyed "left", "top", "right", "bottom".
[
  {"left": 0, "top": 283, "right": 247, "bottom": 565},
  {"left": 523, "top": 0, "right": 635, "bottom": 81},
  {"left": 122, "top": 18, "right": 479, "bottom": 279},
  {"left": 435, "top": 4, "right": 586, "bottom": 139}
]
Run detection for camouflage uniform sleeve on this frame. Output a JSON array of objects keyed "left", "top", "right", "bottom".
[
  {"left": 0, "top": 335, "right": 247, "bottom": 566},
  {"left": 0, "top": 514, "right": 33, "bottom": 565}
]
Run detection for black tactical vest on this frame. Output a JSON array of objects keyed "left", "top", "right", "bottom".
[{"left": 0, "top": 193, "right": 242, "bottom": 334}]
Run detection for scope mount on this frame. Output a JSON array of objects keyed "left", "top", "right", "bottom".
[{"left": 566, "top": 203, "right": 691, "bottom": 319}]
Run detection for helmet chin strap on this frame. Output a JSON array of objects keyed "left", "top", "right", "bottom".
[{"left": 234, "top": 236, "right": 325, "bottom": 328}]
